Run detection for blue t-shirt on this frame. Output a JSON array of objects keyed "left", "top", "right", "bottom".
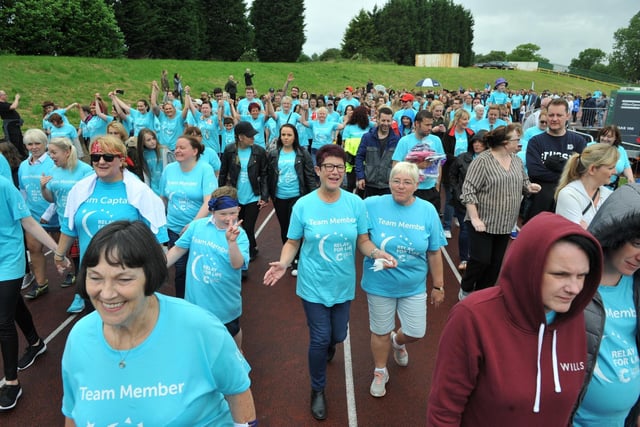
[
  {"left": 220, "top": 129, "right": 236, "bottom": 151},
  {"left": 45, "top": 163, "right": 95, "bottom": 220},
  {"left": 160, "top": 161, "right": 217, "bottom": 233},
  {"left": 0, "top": 176, "right": 31, "bottom": 281},
  {"left": 392, "top": 133, "right": 445, "bottom": 190},
  {"left": 275, "top": 150, "right": 299, "bottom": 199},
  {"left": 470, "top": 118, "right": 508, "bottom": 133},
  {"left": 0, "top": 153, "right": 12, "bottom": 181},
  {"left": 237, "top": 98, "right": 264, "bottom": 116},
  {"left": 49, "top": 123, "right": 78, "bottom": 141},
  {"left": 309, "top": 120, "right": 339, "bottom": 149},
  {"left": 143, "top": 149, "right": 165, "bottom": 196},
  {"left": 236, "top": 147, "right": 259, "bottom": 205},
  {"left": 362, "top": 195, "right": 446, "bottom": 297},
  {"left": 43, "top": 108, "right": 70, "bottom": 132},
  {"left": 510, "top": 94, "right": 524, "bottom": 109},
  {"left": 62, "top": 293, "right": 251, "bottom": 426},
  {"left": 156, "top": 111, "right": 185, "bottom": 151},
  {"left": 192, "top": 111, "right": 221, "bottom": 153},
  {"left": 199, "top": 148, "right": 221, "bottom": 174},
  {"left": 453, "top": 130, "right": 469, "bottom": 157},
  {"left": 81, "top": 115, "right": 113, "bottom": 140},
  {"left": 337, "top": 97, "right": 361, "bottom": 115},
  {"left": 18, "top": 155, "right": 59, "bottom": 227},
  {"left": 61, "top": 180, "right": 168, "bottom": 260},
  {"left": 288, "top": 190, "right": 368, "bottom": 306},
  {"left": 128, "top": 110, "right": 156, "bottom": 137},
  {"left": 275, "top": 110, "right": 301, "bottom": 130},
  {"left": 176, "top": 218, "right": 250, "bottom": 323},
  {"left": 239, "top": 115, "right": 267, "bottom": 148},
  {"left": 486, "top": 91, "right": 509, "bottom": 105},
  {"left": 574, "top": 275, "right": 640, "bottom": 426}
]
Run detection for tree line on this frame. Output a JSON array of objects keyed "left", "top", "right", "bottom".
[{"left": 1, "top": 1, "right": 637, "bottom": 82}]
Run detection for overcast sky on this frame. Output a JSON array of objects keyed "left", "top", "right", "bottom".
[{"left": 247, "top": 0, "right": 637, "bottom": 65}]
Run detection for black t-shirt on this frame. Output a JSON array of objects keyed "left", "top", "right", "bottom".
[{"left": 0, "top": 102, "right": 21, "bottom": 120}]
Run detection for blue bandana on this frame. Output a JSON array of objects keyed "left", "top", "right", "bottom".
[{"left": 208, "top": 196, "right": 239, "bottom": 211}]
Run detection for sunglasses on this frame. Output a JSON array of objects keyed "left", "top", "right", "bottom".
[{"left": 90, "top": 153, "right": 118, "bottom": 163}]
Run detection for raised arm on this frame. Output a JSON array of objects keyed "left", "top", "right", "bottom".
[
  {"left": 282, "top": 72, "right": 294, "bottom": 95},
  {"left": 182, "top": 86, "right": 192, "bottom": 120},
  {"left": 93, "top": 94, "right": 109, "bottom": 121},
  {"left": 150, "top": 81, "right": 161, "bottom": 116},
  {"left": 109, "top": 92, "right": 129, "bottom": 120}
]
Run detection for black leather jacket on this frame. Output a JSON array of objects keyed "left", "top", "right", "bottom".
[
  {"left": 218, "top": 143, "right": 269, "bottom": 201},
  {"left": 266, "top": 146, "right": 317, "bottom": 200}
]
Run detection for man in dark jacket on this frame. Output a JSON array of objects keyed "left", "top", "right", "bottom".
[
  {"left": 355, "top": 107, "right": 400, "bottom": 197},
  {"left": 0, "top": 90, "right": 27, "bottom": 158}
]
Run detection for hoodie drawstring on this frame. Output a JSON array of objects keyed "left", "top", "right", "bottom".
[{"left": 533, "top": 323, "right": 561, "bottom": 413}]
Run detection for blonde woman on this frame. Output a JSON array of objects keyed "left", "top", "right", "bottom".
[{"left": 555, "top": 143, "right": 619, "bottom": 229}]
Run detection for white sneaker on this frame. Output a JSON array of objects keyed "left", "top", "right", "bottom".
[
  {"left": 21, "top": 273, "right": 35, "bottom": 290},
  {"left": 369, "top": 369, "right": 389, "bottom": 397},
  {"left": 444, "top": 230, "right": 452, "bottom": 239},
  {"left": 291, "top": 268, "right": 298, "bottom": 277},
  {"left": 391, "top": 332, "right": 409, "bottom": 367}
]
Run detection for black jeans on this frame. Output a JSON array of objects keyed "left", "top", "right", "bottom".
[
  {"left": 240, "top": 201, "right": 259, "bottom": 258},
  {"left": 415, "top": 188, "right": 440, "bottom": 212},
  {"left": 168, "top": 229, "right": 188, "bottom": 298},
  {"left": 273, "top": 196, "right": 299, "bottom": 244},
  {"left": 0, "top": 278, "right": 40, "bottom": 381},
  {"left": 460, "top": 226, "right": 510, "bottom": 293}
]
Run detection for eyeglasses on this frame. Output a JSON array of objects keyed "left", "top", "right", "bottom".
[
  {"left": 90, "top": 153, "right": 118, "bottom": 163},
  {"left": 539, "top": 121, "right": 548, "bottom": 125},
  {"left": 321, "top": 163, "right": 346, "bottom": 172}
]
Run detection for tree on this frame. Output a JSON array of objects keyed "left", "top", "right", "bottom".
[
  {"left": 474, "top": 51, "right": 507, "bottom": 63},
  {"left": 609, "top": 11, "right": 640, "bottom": 82},
  {"left": 250, "top": 0, "right": 305, "bottom": 62},
  {"left": 569, "top": 48, "right": 607, "bottom": 71},
  {"left": 506, "top": 43, "right": 548, "bottom": 62},
  {"left": 0, "top": 0, "right": 125, "bottom": 57},
  {"left": 370, "top": 0, "right": 473, "bottom": 66},
  {"left": 341, "top": 8, "right": 388, "bottom": 61},
  {"left": 319, "top": 48, "right": 342, "bottom": 61},
  {"left": 201, "top": 0, "right": 251, "bottom": 61},
  {"left": 111, "top": 0, "right": 157, "bottom": 58}
]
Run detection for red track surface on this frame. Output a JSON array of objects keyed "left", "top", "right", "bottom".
[{"left": 1, "top": 206, "right": 465, "bottom": 426}]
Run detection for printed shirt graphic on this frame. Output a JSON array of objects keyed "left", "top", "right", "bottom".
[
  {"left": 276, "top": 150, "right": 299, "bottom": 199},
  {"left": 177, "top": 218, "right": 249, "bottom": 323},
  {"left": 61, "top": 180, "right": 166, "bottom": 261},
  {"left": 574, "top": 275, "right": 640, "bottom": 426},
  {"left": 288, "top": 190, "right": 367, "bottom": 305},
  {"left": 361, "top": 195, "right": 447, "bottom": 297},
  {"left": 392, "top": 133, "right": 444, "bottom": 190},
  {"left": 62, "top": 294, "right": 251, "bottom": 426},
  {"left": 160, "top": 161, "right": 216, "bottom": 233}
]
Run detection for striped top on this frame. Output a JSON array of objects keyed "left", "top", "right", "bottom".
[{"left": 462, "top": 150, "right": 530, "bottom": 234}]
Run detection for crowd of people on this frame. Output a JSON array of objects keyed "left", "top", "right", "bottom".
[{"left": 0, "top": 70, "right": 638, "bottom": 425}]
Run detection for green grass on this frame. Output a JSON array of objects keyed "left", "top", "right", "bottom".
[{"left": 0, "top": 55, "right": 619, "bottom": 129}]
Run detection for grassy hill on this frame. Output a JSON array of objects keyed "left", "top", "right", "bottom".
[{"left": 0, "top": 55, "right": 618, "bottom": 129}]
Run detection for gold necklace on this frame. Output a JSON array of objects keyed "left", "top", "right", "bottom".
[{"left": 112, "top": 297, "right": 158, "bottom": 368}]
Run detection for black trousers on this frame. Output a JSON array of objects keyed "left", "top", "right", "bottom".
[
  {"left": 460, "top": 226, "right": 510, "bottom": 293},
  {"left": 0, "top": 278, "right": 39, "bottom": 381},
  {"left": 415, "top": 188, "right": 440, "bottom": 212},
  {"left": 240, "top": 201, "right": 259, "bottom": 258}
]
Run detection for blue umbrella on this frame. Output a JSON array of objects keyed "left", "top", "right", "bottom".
[{"left": 415, "top": 78, "right": 441, "bottom": 87}]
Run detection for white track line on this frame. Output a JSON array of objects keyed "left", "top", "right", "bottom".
[{"left": 343, "top": 327, "right": 358, "bottom": 427}]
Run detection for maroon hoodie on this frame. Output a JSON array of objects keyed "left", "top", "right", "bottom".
[{"left": 427, "top": 212, "right": 603, "bottom": 426}]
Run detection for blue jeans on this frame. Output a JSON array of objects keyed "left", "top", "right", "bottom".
[
  {"left": 442, "top": 183, "right": 454, "bottom": 231},
  {"left": 168, "top": 229, "right": 188, "bottom": 298},
  {"left": 454, "top": 208, "right": 470, "bottom": 262},
  {"left": 301, "top": 299, "right": 351, "bottom": 391}
]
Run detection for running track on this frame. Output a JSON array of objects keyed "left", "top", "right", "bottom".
[{"left": 1, "top": 206, "right": 467, "bottom": 426}]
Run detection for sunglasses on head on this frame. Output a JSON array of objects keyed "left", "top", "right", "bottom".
[{"left": 90, "top": 153, "right": 118, "bottom": 163}]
